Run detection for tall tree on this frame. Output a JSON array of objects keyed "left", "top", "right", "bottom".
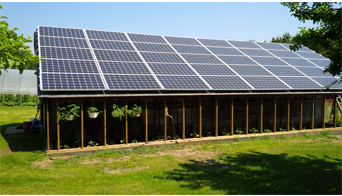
[
  {"left": 271, "top": 31, "right": 293, "bottom": 44},
  {"left": 0, "top": 3, "right": 42, "bottom": 75},
  {"left": 281, "top": 2, "right": 341, "bottom": 83}
]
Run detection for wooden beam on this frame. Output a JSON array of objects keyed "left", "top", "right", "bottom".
[
  {"left": 273, "top": 97, "right": 277, "bottom": 132},
  {"left": 125, "top": 101, "right": 128, "bottom": 144},
  {"left": 287, "top": 97, "right": 290, "bottom": 132},
  {"left": 182, "top": 99, "right": 185, "bottom": 139},
  {"left": 215, "top": 97, "right": 218, "bottom": 137},
  {"left": 311, "top": 96, "right": 315, "bottom": 129},
  {"left": 231, "top": 99, "right": 234, "bottom": 135},
  {"left": 145, "top": 100, "right": 148, "bottom": 142},
  {"left": 333, "top": 95, "right": 337, "bottom": 128},
  {"left": 260, "top": 98, "right": 263, "bottom": 133},
  {"left": 46, "top": 101, "right": 50, "bottom": 152},
  {"left": 245, "top": 98, "right": 248, "bottom": 135},
  {"left": 57, "top": 101, "right": 60, "bottom": 151},
  {"left": 322, "top": 96, "right": 326, "bottom": 129},
  {"left": 104, "top": 101, "right": 107, "bottom": 146},
  {"left": 81, "top": 102, "right": 84, "bottom": 148},
  {"left": 299, "top": 97, "right": 303, "bottom": 131},
  {"left": 164, "top": 99, "right": 167, "bottom": 141},
  {"left": 199, "top": 98, "right": 202, "bottom": 138}
]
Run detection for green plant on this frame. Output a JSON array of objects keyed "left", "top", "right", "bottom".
[
  {"left": 291, "top": 127, "right": 296, "bottom": 131},
  {"left": 302, "top": 127, "right": 307, "bottom": 130},
  {"left": 87, "top": 140, "right": 99, "bottom": 147},
  {"left": 235, "top": 129, "right": 243, "bottom": 135},
  {"left": 127, "top": 104, "right": 142, "bottom": 117},
  {"left": 234, "top": 137, "right": 240, "bottom": 142},
  {"left": 111, "top": 104, "right": 127, "bottom": 120},
  {"left": 87, "top": 106, "right": 103, "bottom": 115},
  {"left": 108, "top": 140, "right": 115, "bottom": 145},
  {"left": 120, "top": 137, "right": 126, "bottom": 144},
  {"left": 3, "top": 101, "right": 14, "bottom": 106},
  {"left": 263, "top": 129, "right": 271, "bottom": 133},
  {"left": 222, "top": 128, "right": 230, "bottom": 135},
  {"left": 57, "top": 104, "right": 80, "bottom": 122},
  {"left": 132, "top": 139, "right": 138, "bottom": 143},
  {"left": 249, "top": 127, "right": 259, "bottom": 133},
  {"left": 190, "top": 133, "right": 200, "bottom": 138},
  {"left": 73, "top": 139, "right": 81, "bottom": 148},
  {"left": 279, "top": 127, "right": 285, "bottom": 131}
]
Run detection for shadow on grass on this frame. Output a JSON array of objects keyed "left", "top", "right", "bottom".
[
  {"left": 165, "top": 151, "right": 341, "bottom": 195},
  {"left": 1, "top": 123, "right": 44, "bottom": 153}
]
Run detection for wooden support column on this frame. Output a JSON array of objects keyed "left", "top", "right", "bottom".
[
  {"left": 81, "top": 102, "right": 84, "bottom": 148},
  {"left": 230, "top": 99, "right": 234, "bottom": 135},
  {"left": 164, "top": 99, "right": 167, "bottom": 141},
  {"left": 182, "top": 99, "right": 185, "bottom": 139},
  {"left": 273, "top": 97, "right": 277, "bottom": 132},
  {"left": 333, "top": 96, "right": 337, "bottom": 128},
  {"left": 215, "top": 98, "right": 218, "bottom": 137},
  {"left": 199, "top": 98, "right": 202, "bottom": 138},
  {"left": 104, "top": 101, "right": 107, "bottom": 146},
  {"left": 299, "top": 97, "right": 303, "bottom": 131},
  {"left": 260, "top": 98, "right": 263, "bottom": 133},
  {"left": 245, "top": 98, "right": 248, "bottom": 135},
  {"left": 57, "top": 102, "right": 60, "bottom": 151},
  {"left": 311, "top": 96, "right": 315, "bottom": 129},
  {"left": 46, "top": 101, "right": 50, "bottom": 152},
  {"left": 125, "top": 101, "right": 128, "bottom": 144},
  {"left": 322, "top": 96, "right": 326, "bottom": 129},
  {"left": 145, "top": 100, "right": 148, "bottom": 142},
  {"left": 287, "top": 97, "right": 290, "bottom": 132}
]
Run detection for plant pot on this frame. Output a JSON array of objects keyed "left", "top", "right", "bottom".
[
  {"left": 66, "top": 115, "right": 75, "bottom": 121},
  {"left": 135, "top": 113, "right": 140, "bottom": 117},
  {"left": 89, "top": 112, "right": 99, "bottom": 119}
]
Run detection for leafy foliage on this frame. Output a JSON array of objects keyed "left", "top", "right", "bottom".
[
  {"left": 111, "top": 104, "right": 127, "bottom": 120},
  {"left": 87, "top": 106, "right": 103, "bottom": 115},
  {"left": 0, "top": 3, "right": 43, "bottom": 75},
  {"left": 271, "top": 31, "right": 293, "bottom": 43},
  {"left": 57, "top": 104, "right": 80, "bottom": 122},
  {"left": 281, "top": 2, "right": 341, "bottom": 84}
]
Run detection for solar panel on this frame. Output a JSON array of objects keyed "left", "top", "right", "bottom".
[
  {"left": 40, "top": 47, "right": 94, "bottom": 60},
  {"left": 203, "top": 76, "right": 252, "bottom": 89},
  {"left": 255, "top": 42, "right": 287, "bottom": 50},
  {"left": 308, "top": 59, "right": 331, "bottom": 68},
  {"left": 198, "top": 39, "right": 232, "bottom": 47},
  {"left": 105, "top": 74, "right": 161, "bottom": 90},
  {"left": 86, "top": 30, "right": 128, "bottom": 41},
  {"left": 41, "top": 59, "right": 99, "bottom": 73},
  {"left": 311, "top": 77, "right": 342, "bottom": 89},
  {"left": 148, "top": 63, "right": 196, "bottom": 75},
  {"left": 98, "top": 61, "right": 150, "bottom": 74},
  {"left": 165, "top": 36, "right": 201, "bottom": 46},
  {"left": 239, "top": 49, "right": 273, "bottom": 57},
  {"left": 243, "top": 76, "right": 289, "bottom": 89},
  {"left": 40, "top": 36, "right": 89, "bottom": 48},
  {"left": 218, "top": 56, "right": 257, "bottom": 65},
  {"left": 181, "top": 54, "right": 223, "bottom": 64},
  {"left": 128, "top": 33, "right": 166, "bottom": 44},
  {"left": 295, "top": 52, "right": 327, "bottom": 60},
  {"left": 294, "top": 67, "right": 332, "bottom": 77},
  {"left": 279, "top": 77, "right": 322, "bottom": 89},
  {"left": 251, "top": 57, "right": 287, "bottom": 65},
  {"left": 264, "top": 66, "right": 304, "bottom": 76},
  {"left": 134, "top": 43, "right": 174, "bottom": 53},
  {"left": 191, "top": 64, "right": 236, "bottom": 75},
  {"left": 172, "top": 45, "right": 211, "bottom": 55},
  {"left": 207, "top": 47, "right": 244, "bottom": 56},
  {"left": 39, "top": 26, "right": 85, "bottom": 38},
  {"left": 230, "top": 65, "right": 272, "bottom": 76},
  {"left": 90, "top": 40, "right": 134, "bottom": 51},
  {"left": 157, "top": 76, "right": 209, "bottom": 89},
  {"left": 140, "top": 52, "right": 185, "bottom": 63},
  {"left": 228, "top": 41, "right": 261, "bottom": 49},
  {"left": 268, "top": 50, "right": 300, "bottom": 58},
  {"left": 280, "top": 58, "right": 316, "bottom": 67},
  {"left": 94, "top": 50, "right": 142, "bottom": 62}
]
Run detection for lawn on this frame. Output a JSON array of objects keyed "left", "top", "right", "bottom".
[{"left": 0, "top": 106, "right": 341, "bottom": 194}]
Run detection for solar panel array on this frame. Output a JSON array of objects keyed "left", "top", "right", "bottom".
[{"left": 38, "top": 26, "right": 341, "bottom": 91}]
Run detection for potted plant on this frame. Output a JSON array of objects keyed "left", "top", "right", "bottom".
[
  {"left": 111, "top": 104, "right": 127, "bottom": 120},
  {"left": 87, "top": 106, "right": 103, "bottom": 119},
  {"left": 57, "top": 104, "right": 80, "bottom": 122},
  {"left": 127, "top": 104, "right": 142, "bottom": 117}
]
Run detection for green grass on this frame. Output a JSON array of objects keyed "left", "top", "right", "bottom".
[{"left": 1, "top": 106, "right": 341, "bottom": 194}]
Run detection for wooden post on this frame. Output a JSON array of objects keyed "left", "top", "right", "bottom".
[
  {"left": 164, "top": 99, "right": 167, "bottom": 141},
  {"left": 182, "top": 99, "right": 185, "bottom": 139},
  {"left": 333, "top": 96, "right": 337, "bottom": 128},
  {"left": 273, "top": 97, "right": 277, "bottom": 132},
  {"left": 260, "top": 98, "right": 263, "bottom": 133},
  {"left": 81, "top": 102, "right": 84, "bottom": 148},
  {"left": 299, "top": 97, "right": 303, "bottom": 131},
  {"left": 46, "top": 101, "right": 50, "bottom": 152},
  {"left": 57, "top": 101, "right": 60, "bottom": 151},
  {"left": 311, "top": 96, "right": 315, "bottom": 129},
  {"left": 322, "top": 96, "right": 326, "bottom": 129},
  {"left": 245, "top": 98, "right": 248, "bottom": 135},
  {"left": 199, "top": 98, "right": 202, "bottom": 138},
  {"left": 287, "top": 97, "right": 290, "bottom": 132},
  {"left": 104, "top": 101, "right": 107, "bottom": 146},
  {"left": 215, "top": 97, "right": 218, "bottom": 137},
  {"left": 231, "top": 99, "right": 234, "bottom": 135},
  {"left": 125, "top": 101, "right": 128, "bottom": 144},
  {"left": 145, "top": 100, "right": 148, "bottom": 142}
]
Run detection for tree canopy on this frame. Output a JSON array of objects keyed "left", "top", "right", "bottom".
[
  {"left": 281, "top": 2, "right": 341, "bottom": 82},
  {"left": 0, "top": 3, "right": 42, "bottom": 75},
  {"left": 271, "top": 32, "right": 293, "bottom": 44}
]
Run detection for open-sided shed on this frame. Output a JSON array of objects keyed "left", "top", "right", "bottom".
[{"left": 34, "top": 26, "right": 342, "bottom": 153}]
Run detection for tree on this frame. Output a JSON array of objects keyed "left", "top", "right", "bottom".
[
  {"left": 0, "top": 3, "right": 42, "bottom": 75},
  {"left": 271, "top": 31, "right": 293, "bottom": 44},
  {"left": 281, "top": 2, "right": 341, "bottom": 83}
]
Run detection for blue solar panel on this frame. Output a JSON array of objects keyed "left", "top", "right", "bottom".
[
  {"left": 280, "top": 58, "right": 316, "bottom": 67},
  {"left": 94, "top": 50, "right": 142, "bottom": 62},
  {"left": 191, "top": 64, "right": 236, "bottom": 75},
  {"left": 41, "top": 59, "right": 99, "bottom": 73},
  {"left": 148, "top": 63, "right": 196, "bottom": 75},
  {"left": 99, "top": 61, "right": 150, "bottom": 74},
  {"left": 311, "top": 77, "right": 342, "bottom": 89},
  {"left": 105, "top": 75, "right": 161, "bottom": 90},
  {"left": 198, "top": 39, "right": 232, "bottom": 47},
  {"left": 165, "top": 36, "right": 201, "bottom": 46},
  {"left": 207, "top": 47, "right": 244, "bottom": 56},
  {"left": 230, "top": 65, "right": 272, "bottom": 76},
  {"left": 90, "top": 40, "right": 134, "bottom": 51},
  {"left": 40, "top": 47, "right": 94, "bottom": 60},
  {"left": 279, "top": 77, "right": 322, "bottom": 89},
  {"left": 295, "top": 67, "right": 332, "bottom": 77},
  {"left": 39, "top": 26, "right": 85, "bottom": 38},
  {"left": 128, "top": 33, "right": 166, "bottom": 44},
  {"left": 218, "top": 56, "right": 257, "bottom": 65},
  {"left": 86, "top": 30, "right": 128, "bottom": 41},
  {"left": 280, "top": 44, "right": 312, "bottom": 52},
  {"left": 140, "top": 52, "right": 185, "bottom": 63},
  {"left": 173, "top": 45, "right": 211, "bottom": 54},
  {"left": 295, "top": 52, "right": 327, "bottom": 60},
  {"left": 255, "top": 42, "right": 287, "bottom": 50},
  {"left": 243, "top": 76, "right": 289, "bottom": 89},
  {"left": 134, "top": 43, "right": 174, "bottom": 53},
  {"left": 264, "top": 66, "right": 304, "bottom": 76},
  {"left": 228, "top": 41, "right": 261, "bottom": 49},
  {"left": 251, "top": 57, "right": 287, "bottom": 65},
  {"left": 309, "top": 59, "right": 331, "bottom": 68},
  {"left": 40, "top": 37, "right": 89, "bottom": 48},
  {"left": 181, "top": 54, "right": 223, "bottom": 64},
  {"left": 239, "top": 49, "right": 273, "bottom": 57},
  {"left": 41, "top": 73, "right": 105, "bottom": 90},
  {"left": 268, "top": 50, "right": 300, "bottom": 58},
  {"left": 157, "top": 76, "right": 209, "bottom": 89},
  {"left": 203, "top": 76, "right": 252, "bottom": 90}
]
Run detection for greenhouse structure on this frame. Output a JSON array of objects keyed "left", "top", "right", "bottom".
[{"left": 34, "top": 26, "right": 342, "bottom": 154}]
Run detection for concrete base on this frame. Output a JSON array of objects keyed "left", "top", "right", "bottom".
[{"left": 4, "top": 126, "right": 24, "bottom": 135}]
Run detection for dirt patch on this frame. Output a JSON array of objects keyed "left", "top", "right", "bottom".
[
  {"left": 81, "top": 159, "right": 101, "bottom": 165},
  {"left": 32, "top": 158, "right": 54, "bottom": 169},
  {"left": 104, "top": 166, "right": 150, "bottom": 174}
]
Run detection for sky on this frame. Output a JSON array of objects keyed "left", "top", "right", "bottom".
[{"left": 1, "top": 2, "right": 316, "bottom": 53}]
